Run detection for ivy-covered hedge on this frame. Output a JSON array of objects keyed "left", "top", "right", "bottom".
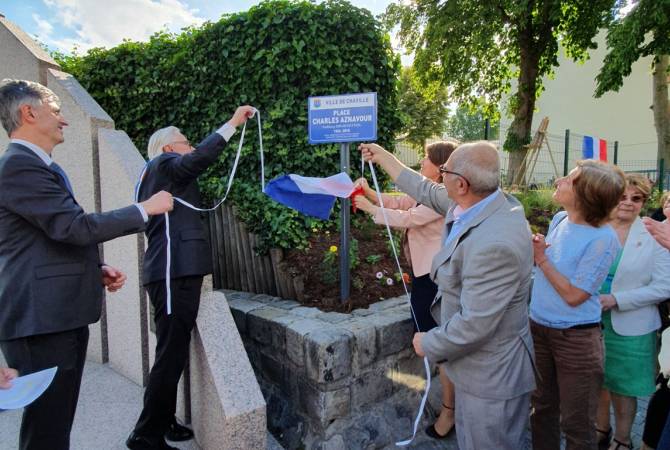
[{"left": 58, "top": 0, "right": 401, "bottom": 252}]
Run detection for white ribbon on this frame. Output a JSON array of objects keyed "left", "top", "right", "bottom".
[
  {"left": 136, "top": 110, "right": 265, "bottom": 315},
  {"left": 365, "top": 161, "right": 433, "bottom": 447}
]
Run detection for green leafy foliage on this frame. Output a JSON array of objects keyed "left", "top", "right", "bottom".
[
  {"left": 512, "top": 189, "right": 560, "bottom": 234},
  {"left": 594, "top": 0, "right": 670, "bottom": 164},
  {"left": 365, "top": 254, "right": 382, "bottom": 264},
  {"left": 445, "top": 106, "right": 500, "bottom": 142},
  {"left": 397, "top": 66, "right": 449, "bottom": 147},
  {"left": 320, "top": 245, "right": 339, "bottom": 285},
  {"left": 384, "top": 0, "right": 615, "bottom": 157},
  {"left": 349, "top": 237, "right": 360, "bottom": 270},
  {"left": 595, "top": 0, "right": 670, "bottom": 97},
  {"left": 56, "top": 0, "right": 402, "bottom": 252},
  {"left": 385, "top": 229, "right": 402, "bottom": 259},
  {"left": 642, "top": 188, "right": 664, "bottom": 218}
]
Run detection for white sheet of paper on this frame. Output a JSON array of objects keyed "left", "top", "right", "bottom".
[{"left": 0, "top": 367, "right": 57, "bottom": 410}]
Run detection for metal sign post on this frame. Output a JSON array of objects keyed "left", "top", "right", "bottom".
[
  {"left": 339, "top": 143, "right": 350, "bottom": 301},
  {"left": 307, "top": 92, "right": 377, "bottom": 303}
]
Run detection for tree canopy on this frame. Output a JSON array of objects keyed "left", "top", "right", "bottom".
[
  {"left": 386, "top": 0, "right": 615, "bottom": 177},
  {"left": 444, "top": 106, "right": 499, "bottom": 142},
  {"left": 594, "top": 0, "right": 669, "bottom": 163},
  {"left": 595, "top": 0, "right": 670, "bottom": 96},
  {"left": 397, "top": 66, "right": 449, "bottom": 148}
]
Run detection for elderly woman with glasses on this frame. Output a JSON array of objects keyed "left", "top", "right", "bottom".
[
  {"left": 530, "top": 160, "right": 625, "bottom": 450},
  {"left": 595, "top": 174, "right": 670, "bottom": 450}
]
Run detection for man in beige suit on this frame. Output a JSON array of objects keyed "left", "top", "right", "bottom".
[{"left": 360, "top": 141, "right": 535, "bottom": 450}]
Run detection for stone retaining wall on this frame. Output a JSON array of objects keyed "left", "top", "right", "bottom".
[{"left": 226, "top": 290, "right": 432, "bottom": 449}]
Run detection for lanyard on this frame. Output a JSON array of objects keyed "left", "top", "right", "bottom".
[{"left": 364, "top": 161, "right": 431, "bottom": 447}]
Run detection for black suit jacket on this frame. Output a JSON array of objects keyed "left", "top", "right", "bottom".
[
  {"left": 0, "top": 143, "right": 146, "bottom": 340},
  {"left": 138, "top": 132, "right": 227, "bottom": 285}
]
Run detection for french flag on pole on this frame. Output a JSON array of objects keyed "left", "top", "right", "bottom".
[
  {"left": 265, "top": 173, "right": 354, "bottom": 220},
  {"left": 582, "top": 136, "right": 608, "bottom": 161}
]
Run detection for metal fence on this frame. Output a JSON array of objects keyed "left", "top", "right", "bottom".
[{"left": 396, "top": 119, "right": 664, "bottom": 191}]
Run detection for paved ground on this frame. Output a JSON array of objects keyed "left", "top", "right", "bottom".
[
  {"left": 403, "top": 395, "right": 650, "bottom": 450},
  {"left": 0, "top": 360, "right": 651, "bottom": 449},
  {"left": 0, "top": 361, "right": 283, "bottom": 450}
]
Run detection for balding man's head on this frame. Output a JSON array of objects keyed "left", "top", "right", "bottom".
[{"left": 448, "top": 141, "right": 500, "bottom": 196}]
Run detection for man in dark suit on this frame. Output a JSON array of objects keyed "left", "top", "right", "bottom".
[
  {"left": 127, "top": 105, "right": 255, "bottom": 450},
  {"left": 0, "top": 79, "right": 174, "bottom": 450}
]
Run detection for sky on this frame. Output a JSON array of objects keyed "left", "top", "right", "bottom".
[{"left": 0, "top": 0, "right": 397, "bottom": 54}]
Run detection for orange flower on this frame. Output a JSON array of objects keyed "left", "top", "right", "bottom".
[{"left": 402, "top": 272, "right": 410, "bottom": 284}]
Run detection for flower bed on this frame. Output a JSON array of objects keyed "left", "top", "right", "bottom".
[{"left": 281, "top": 218, "right": 410, "bottom": 312}]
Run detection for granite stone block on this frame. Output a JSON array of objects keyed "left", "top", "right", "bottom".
[
  {"left": 320, "top": 434, "right": 345, "bottom": 450},
  {"left": 96, "top": 126, "right": 144, "bottom": 384},
  {"left": 285, "top": 318, "right": 324, "bottom": 367},
  {"left": 305, "top": 328, "right": 353, "bottom": 383},
  {"left": 222, "top": 289, "right": 253, "bottom": 301},
  {"left": 260, "top": 352, "right": 287, "bottom": 390},
  {"left": 351, "top": 308, "right": 374, "bottom": 317},
  {"left": 338, "top": 320, "right": 378, "bottom": 370},
  {"left": 382, "top": 296, "right": 408, "bottom": 309},
  {"left": 228, "top": 298, "right": 266, "bottom": 334},
  {"left": 272, "top": 299, "right": 302, "bottom": 310},
  {"left": 247, "top": 306, "right": 290, "bottom": 346},
  {"left": 251, "top": 293, "right": 277, "bottom": 304},
  {"left": 367, "top": 298, "right": 402, "bottom": 312},
  {"left": 351, "top": 366, "right": 394, "bottom": 410},
  {"left": 268, "top": 313, "right": 300, "bottom": 352},
  {"left": 374, "top": 311, "right": 415, "bottom": 357},
  {"left": 299, "top": 382, "right": 350, "bottom": 428},
  {"left": 317, "top": 311, "right": 351, "bottom": 324},
  {"left": 291, "top": 306, "right": 322, "bottom": 318},
  {"left": 390, "top": 355, "right": 430, "bottom": 395},
  {"left": 190, "top": 291, "right": 266, "bottom": 449}
]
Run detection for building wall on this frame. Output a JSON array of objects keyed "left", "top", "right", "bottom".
[{"left": 528, "top": 31, "right": 657, "bottom": 163}]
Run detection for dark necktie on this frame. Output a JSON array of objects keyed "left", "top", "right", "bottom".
[{"left": 50, "top": 162, "right": 74, "bottom": 195}]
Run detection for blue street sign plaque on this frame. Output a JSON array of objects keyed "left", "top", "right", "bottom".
[{"left": 308, "top": 92, "right": 377, "bottom": 144}]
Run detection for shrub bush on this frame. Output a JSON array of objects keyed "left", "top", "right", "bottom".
[{"left": 57, "top": 0, "right": 402, "bottom": 252}]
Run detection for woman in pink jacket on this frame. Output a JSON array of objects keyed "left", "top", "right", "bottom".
[{"left": 353, "top": 140, "right": 458, "bottom": 440}]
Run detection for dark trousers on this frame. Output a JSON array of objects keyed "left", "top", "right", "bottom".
[
  {"left": 659, "top": 411, "right": 670, "bottom": 450},
  {"left": 643, "top": 375, "right": 670, "bottom": 448},
  {"left": 410, "top": 273, "right": 438, "bottom": 332},
  {"left": 0, "top": 326, "right": 89, "bottom": 450},
  {"left": 133, "top": 276, "right": 202, "bottom": 439},
  {"left": 530, "top": 321, "right": 604, "bottom": 450}
]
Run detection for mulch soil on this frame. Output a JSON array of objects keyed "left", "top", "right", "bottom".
[
  {"left": 282, "top": 209, "right": 552, "bottom": 313},
  {"left": 282, "top": 225, "right": 409, "bottom": 313}
]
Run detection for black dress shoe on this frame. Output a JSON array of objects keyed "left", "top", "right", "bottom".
[
  {"left": 425, "top": 423, "right": 454, "bottom": 440},
  {"left": 425, "top": 404, "right": 455, "bottom": 440},
  {"left": 596, "top": 427, "right": 612, "bottom": 450},
  {"left": 165, "top": 420, "right": 194, "bottom": 442},
  {"left": 126, "top": 432, "right": 178, "bottom": 450}
]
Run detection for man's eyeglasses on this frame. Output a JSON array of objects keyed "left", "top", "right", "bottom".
[
  {"left": 439, "top": 167, "right": 470, "bottom": 186},
  {"left": 171, "top": 140, "right": 191, "bottom": 147},
  {"left": 620, "top": 194, "right": 645, "bottom": 203}
]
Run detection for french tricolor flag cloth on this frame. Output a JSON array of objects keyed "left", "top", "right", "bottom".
[
  {"left": 265, "top": 172, "right": 354, "bottom": 220},
  {"left": 582, "top": 136, "right": 608, "bottom": 161}
]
